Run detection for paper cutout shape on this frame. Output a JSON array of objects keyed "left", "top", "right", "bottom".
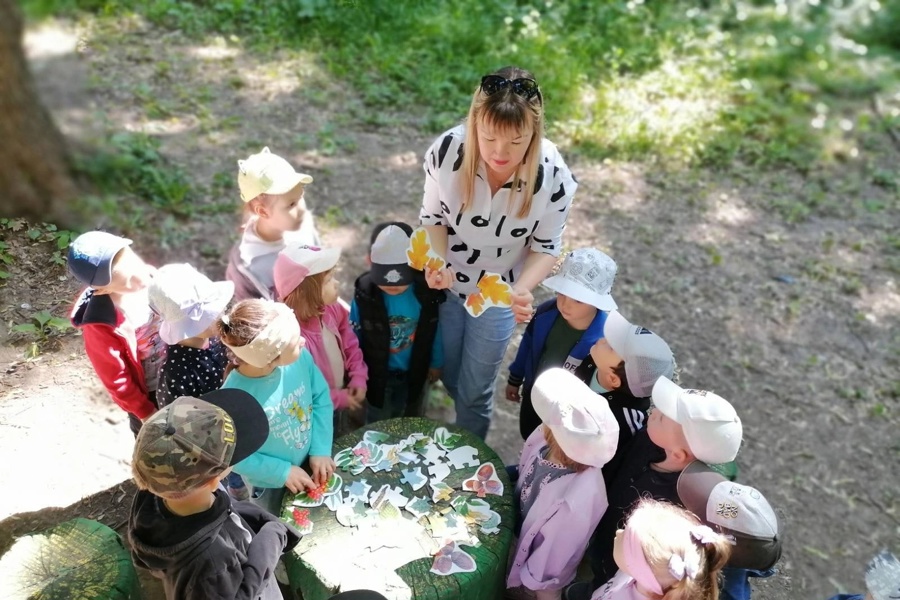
[
  {"left": 377, "top": 501, "right": 403, "bottom": 521},
  {"left": 352, "top": 441, "right": 385, "bottom": 467},
  {"left": 400, "top": 467, "right": 428, "bottom": 491},
  {"left": 463, "top": 272, "right": 513, "bottom": 317},
  {"left": 428, "top": 463, "right": 451, "bottom": 483},
  {"left": 372, "top": 458, "right": 394, "bottom": 473},
  {"left": 324, "top": 493, "right": 343, "bottom": 512},
  {"left": 295, "top": 472, "right": 344, "bottom": 506},
  {"left": 430, "top": 542, "right": 476, "bottom": 575},
  {"left": 420, "top": 443, "right": 447, "bottom": 466},
  {"left": 291, "top": 507, "right": 314, "bottom": 534},
  {"left": 370, "top": 484, "right": 409, "bottom": 509},
  {"left": 433, "top": 427, "right": 463, "bottom": 451},
  {"left": 345, "top": 479, "right": 372, "bottom": 503},
  {"left": 462, "top": 462, "right": 504, "bottom": 498},
  {"left": 480, "top": 510, "right": 502, "bottom": 535},
  {"left": 334, "top": 448, "right": 364, "bottom": 474},
  {"left": 430, "top": 481, "right": 453, "bottom": 503},
  {"left": 363, "top": 430, "right": 390, "bottom": 444},
  {"left": 407, "top": 227, "right": 447, "bottom": 272},
  {"left": 405, "top": 496, "right": 432, "bottom": 519},
  {"left": 446, "top": 445, "right": 480, "bottom": 469},
  {"left": 427, "top": 514, "right": 449, "bottom": 537}
]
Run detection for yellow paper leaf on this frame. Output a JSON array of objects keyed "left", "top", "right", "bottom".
[
  {"left": 407, "top": 228, "right": 431, "bottom": 271},
  {"left": 465, "top": 292, "right": 486, "bottom": 316},
  {"left": 477, "top": 273, "right": 512, "bottom": 306},
  {"left": 426, "top": 256, "right": 446, "bottom": 272}
]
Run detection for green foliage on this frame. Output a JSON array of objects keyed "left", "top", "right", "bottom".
[
  {"left": 74, "top": 132, "right": 194, "bottom": 217},
  {"left": 21, "top": 0, "right": 900, "bottom": 169},
  {"left": 0, "top": 219, "right": 75, "bottom": 267},
  {"left": 11, "top": 310, "right": 73, "bottom": 359}
]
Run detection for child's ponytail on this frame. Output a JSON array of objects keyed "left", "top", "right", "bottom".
[{"left": 216, "top": 299, "right": 282, "bottom": 377}]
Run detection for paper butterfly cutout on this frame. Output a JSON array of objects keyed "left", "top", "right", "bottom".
[
  {"left": 430, "top": 542, "right": 477, "bottom": 575},
  {"left": 464, "top": 273, "right": 513, "bottom": 317},
  {"left": 407, "top": 227, "right": 447, "bottom": 272},
  {"left": 462, "top": 463, "right": 504, "bottom": 498}
]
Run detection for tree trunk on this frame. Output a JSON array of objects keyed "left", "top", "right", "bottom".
[{"left": 0, "top": 0, "right": 78, "bottom": 226}]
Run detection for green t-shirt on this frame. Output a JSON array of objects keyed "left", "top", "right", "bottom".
[{"left": 536, "top": 315, "right": 586, "bottom": 374}]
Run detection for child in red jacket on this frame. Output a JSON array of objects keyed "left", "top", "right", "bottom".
[{"left": 68, "top": 231, "right": 164, "bottom": 434}]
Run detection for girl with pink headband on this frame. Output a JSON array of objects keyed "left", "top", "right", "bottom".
[{"left": 594, "top": 499, "right": 731, "bottom": 600}]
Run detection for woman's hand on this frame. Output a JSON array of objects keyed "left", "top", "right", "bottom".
[
  {"left": 309, "top": 456, "right": 335, "bottom": 486},
  {"left": 510, "top": 286, "right": 535, "bottom": 323},
  {"left": 425, "top": 266, "right": 455, "bottom": 290},
  {"left": 284, "top": 465, "right": 315, "bottom": 493}
]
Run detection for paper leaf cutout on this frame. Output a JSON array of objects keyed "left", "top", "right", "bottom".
[
  {"left": 400, "top": 467, "right": 428, "bottom": 491},
  {"left": 324, "top": 493, "right": 343, "bottom": 511},
  {"left": 345, "top": 479, "right": 372, "bottom": 502},
  {"left": 445, "top": 445, "right": 480, "bottom": 469},
  {"left": 363, "top": 430, "right": 390, "bottom": 444},
  {"left": 462, "top": 462, "right": 504, "bottom": 498},
  {"left": 430, "top": 542, "right": 476, "bottom": 575},
  {"left": 407, "top": 227, "right": 446, "bottom": 272},
  {"left": 433, "top": 427, "right": 463, "bottom": 451},
  {"left": 463, "top": 272, "right": 513, "bottom": 317},
  {"left": 431, "top": 481, "right": 454, "bottom": 503},
  {"left": 478, "top": 273, "right": 512, "bottom": 305},
  {"left": 405, "top": 496, "right": 432, "bottom": 519}
]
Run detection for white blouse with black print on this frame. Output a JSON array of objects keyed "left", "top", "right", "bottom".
[{"left": 419, "top": 125, "right": 577, "bottom": 297}]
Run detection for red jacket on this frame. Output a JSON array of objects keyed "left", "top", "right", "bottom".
[{"left": 71, "top": 289, "right": 156, "bottom": 419}]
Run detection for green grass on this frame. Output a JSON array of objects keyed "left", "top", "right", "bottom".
[{"left": 21, "top": 0, "right": 900, "bottom": 169}]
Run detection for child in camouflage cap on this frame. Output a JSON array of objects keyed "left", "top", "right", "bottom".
[{"left": 128, "top": 390, "right": 300, "bottom": 600}]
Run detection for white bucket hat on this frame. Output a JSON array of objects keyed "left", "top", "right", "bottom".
[
  {"left": 542, "top": 248, "right": 617, "bottom": 311},
  {"left": 651, "top": 377, "right": 743, "bottom": 464},
  {"left": 532, "top": 368, "right": 620, "bottom": 468},
  {"left": 148, "top": 263, "right": 235, "bottom": 345}
]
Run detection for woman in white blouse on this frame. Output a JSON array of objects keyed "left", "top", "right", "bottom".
[{"left": 419, "top": 65, "right": 578, "bottom": 439}]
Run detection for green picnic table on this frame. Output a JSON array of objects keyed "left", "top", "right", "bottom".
[{"left": 281, "top": 417, "right": 515, "bottom": 600}]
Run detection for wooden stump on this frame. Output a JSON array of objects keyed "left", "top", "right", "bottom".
[
  {"left": 283, "top": 417, "right": 515, "bottom": 600},
  {"left": 0, "top": 518, "right": 140, "bottom": 599}
]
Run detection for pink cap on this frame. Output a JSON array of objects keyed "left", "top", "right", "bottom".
[{"left": 273, "top": 245, "right": 341, "bottom": 300}]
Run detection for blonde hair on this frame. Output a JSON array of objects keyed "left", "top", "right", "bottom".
[
  {"left": 283, "top": 270, "right": 331, "bottom": 322},
  {"left": 625, "top": 499, "right": 732, "bottom": 600},
  {"left": 460, "top": 66, "right": 544, "bottom": 218},
  {"left": 542, "top": 425, "right": 588, "bottom": 473},
  {"left": 216, "top": 299, "right": 284, "bottom": 377}
]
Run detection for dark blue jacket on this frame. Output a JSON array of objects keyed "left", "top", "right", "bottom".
[{"left": 507, "top": 299, "right": 607, "bottom": 439}]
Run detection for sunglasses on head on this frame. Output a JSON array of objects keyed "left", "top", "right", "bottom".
[{"left": 480, "top": 75, "right": 541, "bottom": 100}]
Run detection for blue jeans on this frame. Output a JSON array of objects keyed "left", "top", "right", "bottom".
[
  {"left": 366, "top": 371, "right": 410, "bottom": 423},
  {"left": 720, "top": 567, "right": 776, "bottom": 600},
  {"left": 439, "top": 292, "right": 516, "bottom": 439}
]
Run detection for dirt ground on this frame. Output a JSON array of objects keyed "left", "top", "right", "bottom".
[{"left": 1, "top": 17, "right": 898, "bottom": 600}]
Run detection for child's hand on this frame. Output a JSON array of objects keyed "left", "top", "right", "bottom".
[
  {"left": 427, "top": 368, "right": 442, "bottom": 383},
  {"left": 285, "top": 466, "right": 315, "bottom": 494},
  {"left": 346, "top": 387, "right": 366, "bottom": 410},
  {"left": 510, "top": 286, "right": 534, "bottom": 324},
  {"left": 505, "top": 384, "right": 521, "bottom": 403},
  {"left": 425, "top": 266, "right": 455, "bottom": 290},
  {"left": 309, "top": 456, "right": 335, "bottom": 485}
]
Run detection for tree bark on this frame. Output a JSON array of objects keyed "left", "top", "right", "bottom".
[{"left": 0, "top": 0, "right": 78, "bottom": 225}]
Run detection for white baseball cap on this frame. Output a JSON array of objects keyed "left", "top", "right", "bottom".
[
  {"left": 651, "top": 376, "right": 743, "bottom": 464},
  {"left": 532, "top": 368, "right": 620, "bottom": 468},
  {"left": 148, "top": 263, "right": 235, "bottom": 344},
  {"left": 542, "top": 248, "right": 617, "bottom": 311},
  {"left": 603, "top": 310, "right": 675, "bottom": 398},
  {"left": 237, "top": 147, "right": 312, "bottom": 202},
  {"left": 370, "top": 224, "right": 413, "bottom": 286}
]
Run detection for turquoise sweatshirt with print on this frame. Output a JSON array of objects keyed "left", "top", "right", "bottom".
[{"left": 223, "top": 349, "right": 333, "bottom": 488}]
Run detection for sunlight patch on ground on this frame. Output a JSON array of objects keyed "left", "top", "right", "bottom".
[
  {"left": 854, "top": 280, "right": 900, "bottom": 323},
  {"left": 187, "top": 40, "right": 241, "bottom": 61},
  {"left": 23, "top": 22, "right": 79, "bottom": 59},
  {"left": 708, "top": 191, "right": 755, "bottom": 226}
]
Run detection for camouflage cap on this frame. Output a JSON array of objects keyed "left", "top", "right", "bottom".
[{"left": 133, "top": 390, "right": 268, "bottom": 496}]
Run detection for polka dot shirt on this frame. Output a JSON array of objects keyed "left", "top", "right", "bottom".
[{"left": 156, "top": 339, "right": 229, "bottom": 408}]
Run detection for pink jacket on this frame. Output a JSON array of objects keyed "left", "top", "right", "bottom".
[
  {"left": 299, "top": 301, "right": 368, "bottom": 410},
  {"left": 507, "top": 428, "right": 610, "bottom": 592}
]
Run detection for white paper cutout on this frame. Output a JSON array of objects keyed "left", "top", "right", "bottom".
[
  {"left": 427, "top": 463, "right": 451, "bottom": 483},
  {"left": 446, "top": 445, "right": 480, "bottom": 469},
  {"left": 461, "top": 462, "right": 504, "bottom": 497},
  {"left": 400, "top": 467, "right": 428, "bottom": 491},
  {"left": 405, "top": 496, "right": 432, "bottom": 519},
  {"left": 430, "top": 542, "right": 477, "bottom": 575},
  {"left": 433, "top": 427, "right": 463, "bottom": 451}
]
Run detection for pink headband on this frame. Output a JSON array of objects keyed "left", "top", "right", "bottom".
[{"left": 622, "top": 523, "right": 664, "bottom": 596}]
